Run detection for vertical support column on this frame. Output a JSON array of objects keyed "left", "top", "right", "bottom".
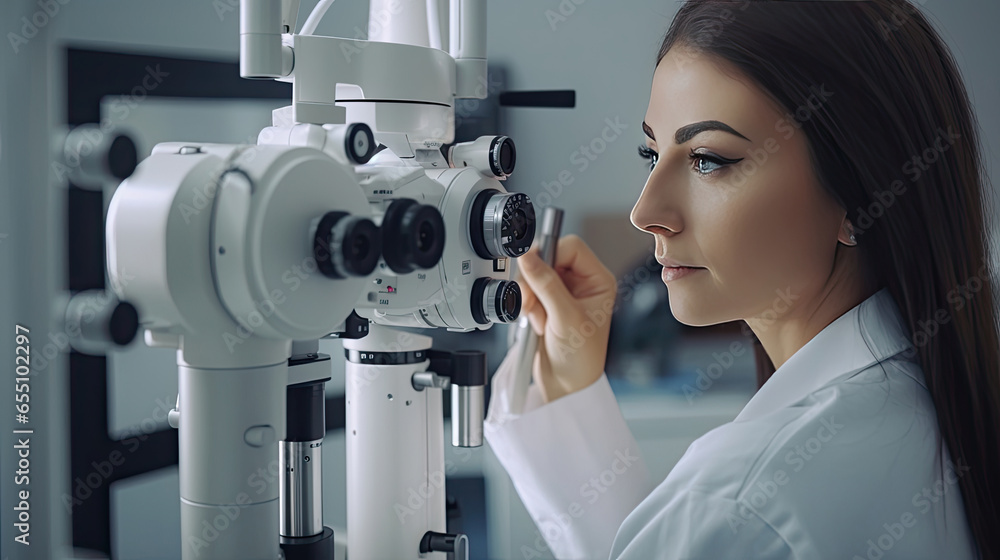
[
  {"left": 450, "top": 0, "right": 487, "bottom": 99},
  {"left": 241, "top": 0, "right": 293, "bottom": 78},
  {"left": 344, "top": 326, "right": 447, "bottom": 559},
  {"left": 369, "top": 0, "right": 432, "bottom": 47},
  {"left": 178, "top": 363, "right": 287, "bottom": 560}
]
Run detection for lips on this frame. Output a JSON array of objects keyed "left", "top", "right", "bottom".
[
  {"left": 661, "top": 265, "right": 702, "bottom": 283},
  {"left": 656, "top": 256, "right": 704, "bottom": 269}
]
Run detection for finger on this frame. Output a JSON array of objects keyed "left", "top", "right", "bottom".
[
  {"left": 549, "top": 235, "right": 616, "bottom": 298},
  {"left": 515, "top": 268, "right": 537, "bottom": 315},
  {"left": 525, "top": 300, "right": 546, "bottom": 336},
  {"left": 552, "top": 234, "right": 612, "bottom": 279},
  {"left": 517, "top": 251, "right": 577, "bottom": 320},
  {"left": 514, "top": 264, "right": 543, "bottom": 335}
]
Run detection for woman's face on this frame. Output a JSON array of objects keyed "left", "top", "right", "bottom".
[{"left": 631, "top": 47, "right": 848, "bottom": 327}]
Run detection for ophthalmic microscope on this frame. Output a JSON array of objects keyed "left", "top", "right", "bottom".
[{"left": 103, "top": 0, "right": 535, "bottom": 558}]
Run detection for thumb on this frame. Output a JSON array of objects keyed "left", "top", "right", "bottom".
[{"left": 517, "top": 252, "right": 575, "bottom": 317}]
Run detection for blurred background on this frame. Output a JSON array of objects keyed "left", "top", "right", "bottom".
[{"left": 0, "top": 0, "right": 996, "bottom": 558}]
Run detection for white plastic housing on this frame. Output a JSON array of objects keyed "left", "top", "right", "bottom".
[
  {"left": 352, "top": 167, "right": 516, "bottom": 332},
  {"left": 343, "top": 325, "right": 447, "bottom": 559},
  {"left": 106, "top": 142, "right": 372, "bottom": 364}
]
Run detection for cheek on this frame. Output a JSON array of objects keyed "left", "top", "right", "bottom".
[{"left": 693, "top": 174, "right": 832, "bottom": 295}]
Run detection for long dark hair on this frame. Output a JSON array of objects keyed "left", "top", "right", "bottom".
[{"left": 658, "top": 0, "right": 1000, "bottom": 557}]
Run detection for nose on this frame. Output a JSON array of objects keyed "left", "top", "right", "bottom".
[{"left": 630, "top": 174, "right": 682, "bottom": 236}]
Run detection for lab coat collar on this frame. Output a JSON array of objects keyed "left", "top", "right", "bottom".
[{"left": 734, "top": 287, "right": 917, "bottom": 422}]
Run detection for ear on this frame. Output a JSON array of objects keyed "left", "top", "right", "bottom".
[{"left": 838, "top": 217, "right": 858, "bottom": 246}]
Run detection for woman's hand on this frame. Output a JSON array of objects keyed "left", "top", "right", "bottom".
[{"left": 515, "top": 234, "right": 618, "bottom": 404}]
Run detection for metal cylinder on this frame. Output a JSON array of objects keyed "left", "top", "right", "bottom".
[
  {"left": 507, "top": 207, "right": 564, "bottom": 414},
  {"left": 280, "top": 439, "right": 324, "bottom": 537},
  {"left": 450, "top": 384, "right": 483, "bottom": 447},
  {"left": 538, "top": 207, "right": 565, "bottom": 267}
]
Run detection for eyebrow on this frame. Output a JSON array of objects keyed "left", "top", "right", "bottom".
[{"left": 642, "top": 120, "right": 751, "bottom": 144}]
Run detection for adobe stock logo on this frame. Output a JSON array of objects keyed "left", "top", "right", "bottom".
[
  {"left": 535, "top": 117, "right": 629, "bottom": 211},
  {"left": 544, "top": 0, "right": 587, "bottom": 31},
  {"left": 727, "top": 416, "right": 844, "bottom": 533},
  {"left": 851, "top": 458, "right": 970, "bottom": 560},
  {"left": 7, "top": 0, "right": 71, "bottom": 54}
]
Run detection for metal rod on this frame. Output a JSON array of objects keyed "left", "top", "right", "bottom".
[{"left": 508, "top": 206, "right": 564, "bottom": 414}]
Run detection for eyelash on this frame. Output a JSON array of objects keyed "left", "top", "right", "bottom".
[{"left": 636, "top": 145, "right": 743, "bottom": 176}]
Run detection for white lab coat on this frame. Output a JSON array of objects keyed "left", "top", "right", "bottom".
[{"left": 484, "top": 287, "right": 978, "bottom": 559}]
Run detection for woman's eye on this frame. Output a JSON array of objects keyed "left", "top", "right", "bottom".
[
  {"left": 637, "top": 144, "right": 658, "bottom": 172},
  {"left": 692, "top": 155, "right": 723, "bottom": 175},
  {"left": 688, "top": 149, "right": 743, "bottom": 177},
  {"left": 639, "top": 145, "right": 744, "bottom": 177}
]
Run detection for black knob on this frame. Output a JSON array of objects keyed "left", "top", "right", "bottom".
[
  {"left": 420, "top": 531, "right": 469, "bottom": 559},
  {"left": 345, "top": 123, "right": 377, "bottom": 164},
  {"left": 107, "top": 300, "right": 140, "bottom": 346},
  {"left": 107, "top": 134, "right": 139, "bottom": 180},
  {"left": 381, "top": 198, "right": 446, "bottom": 274},
  {"left": 314, "top": 211, "right": 382, "bottom": 279},
  {"left": 449, "top": 350, "right": 487, "bottom": 387}
]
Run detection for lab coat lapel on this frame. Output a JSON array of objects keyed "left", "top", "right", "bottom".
[{"left": 734, "top": 288, "right": 916, "bottom": 423}]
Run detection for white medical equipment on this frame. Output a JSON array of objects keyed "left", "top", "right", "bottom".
[{"left": 101, "top": 1, "right": 536, "bottom": 557}]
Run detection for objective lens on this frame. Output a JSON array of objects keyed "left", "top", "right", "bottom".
[
  {"left": 471, "top": 278, "right": 521, "bottom": 324},
  {"left": 502, "top": 284, "right": 519, "bottom": 314}
]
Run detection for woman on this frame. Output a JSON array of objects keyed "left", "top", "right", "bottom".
[{"left": 484, "top": 1, "right": 1000, "bottom": 558}]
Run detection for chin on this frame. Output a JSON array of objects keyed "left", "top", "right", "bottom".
[
  {"left": 667, "top": 298, "right": 707, "bottom": 327},
  {"left": 666, "top": 292, "right": 728, "bottom": 328}
]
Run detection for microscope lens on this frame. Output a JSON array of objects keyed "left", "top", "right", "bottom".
[
  {"left": 511, "top": 208, "right": 528, "bottom": 240},
  {"left": 470, "top": 190, "right": 536, "bottom": 259},
  {"left": 500, "top": 281, "right": 521, "bottom": 321}
]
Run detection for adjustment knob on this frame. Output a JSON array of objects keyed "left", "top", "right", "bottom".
[{"left": 344, "top": 123, "right": 377, "bottom": 164}]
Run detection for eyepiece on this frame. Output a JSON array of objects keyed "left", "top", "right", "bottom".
[
  {"left": 381, "top": 198, "right": 446, "bottom": 274},
  {"left": 448, "top": 135, "right": 517, "bottom": 179},
  {"left": 313, "top": 211, "right": 382, "bottom": 279},
  {"left": 490, "top": 136, "right": 516, "bottom": 178}
]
